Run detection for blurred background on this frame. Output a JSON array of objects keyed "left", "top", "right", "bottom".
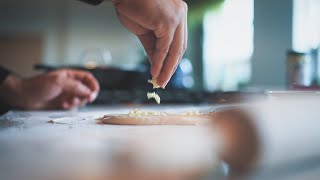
[{"left": 0, "top": 0, "right": 320, "bottom": 104}]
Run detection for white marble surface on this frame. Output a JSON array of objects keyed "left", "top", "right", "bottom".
[
  {"left": 1, "top": 103, "right": 320, "bottom": 180},
  {"left": 0, "top": 104, "right": 224, "bottom": 180}
]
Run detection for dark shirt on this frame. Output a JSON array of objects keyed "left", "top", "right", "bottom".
[
  {"left": 0, "top": 66, "right": 11, "bottom": 115},
  {"left": 0, "top": 66, "right": 10, "bottom": 84},
  {"left": 78, "top": 0, "right": 104, "bottom": 5}
]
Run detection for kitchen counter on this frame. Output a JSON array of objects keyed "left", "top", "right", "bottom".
[
  {"left": 1, "top": 103, "right": 320, "bottom": 180},
  {"left": 0, "top": 104, "right": 225, "bottom": 180}
]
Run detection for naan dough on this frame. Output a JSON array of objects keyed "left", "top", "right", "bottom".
[{"left": 99, "top": 109, "right": 210, "bottom": 125}]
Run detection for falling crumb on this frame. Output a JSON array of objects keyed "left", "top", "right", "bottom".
[{"left": 147, "top": 92, "right": 161, "bottom": 104}]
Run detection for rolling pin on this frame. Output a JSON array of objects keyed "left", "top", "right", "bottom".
[{"left": 210, "top": 96, "right": 320, "bottom": 177}]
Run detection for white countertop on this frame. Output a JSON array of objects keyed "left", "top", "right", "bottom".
[
  {"left": 1, "top": 103, "right": 320, "bottom": 180},
  {"left": 0, "top": 104, "right": 225, "bottom": 180}
]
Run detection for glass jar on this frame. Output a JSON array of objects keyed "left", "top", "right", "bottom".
[{"left": 286, "top": 50, "right": 314, "bottom": 89}]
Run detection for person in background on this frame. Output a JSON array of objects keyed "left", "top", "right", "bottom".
[{"left": 0, "top": 0, "right": 188, "bottom": 114}]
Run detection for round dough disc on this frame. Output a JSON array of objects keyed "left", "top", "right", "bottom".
[{"left": 100, "top": 114, "right": 210, "bottom": 125}]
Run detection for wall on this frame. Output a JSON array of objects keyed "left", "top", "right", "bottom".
[
  {"left": 251, "top": 0, "right": 293, "bottom": 88},
  {"left": 0, "top": 0, "right": 296, "bottom": 88},
  {"left": 64, "top": 0, "right": 143, "bottom": 67},
  {"left": 0, "top": 0, "right": 143, "bottom": 76},
  {"left": 0, "top": 35, "right": 42, "bottom": 77}
]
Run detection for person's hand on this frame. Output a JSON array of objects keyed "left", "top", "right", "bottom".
[
  {"left": 112, "top": 0, "right": 188, "bottom": 88},
  {"left": 0, "top": 69, "right": 99, "bottom": 110}
]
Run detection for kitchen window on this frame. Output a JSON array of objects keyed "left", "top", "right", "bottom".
[
  {"left": 293, "top": 0, "right": 320, "bottom": 83},
  {"left": 203, "top": 0, "right": 254, "bottom": 91},
  {"left": 293, "top": 0, "right": 320, "bottom": 52}
]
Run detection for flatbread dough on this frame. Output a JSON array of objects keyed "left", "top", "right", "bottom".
[{"left": 99, "top": 110, "right": 211, "bottom": 125}]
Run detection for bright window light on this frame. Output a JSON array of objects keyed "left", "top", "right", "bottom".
[
  {"left": 203, "top": 0, "right": 254, "bottom": 91},
  {"left": 293, "top": 0, "right": 320, "bottom": 52}
]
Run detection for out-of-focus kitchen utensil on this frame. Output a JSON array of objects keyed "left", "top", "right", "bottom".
[{"left": 286, "top": 50, "right": 314, "bottom": 89}]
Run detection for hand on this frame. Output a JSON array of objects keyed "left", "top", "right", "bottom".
[
  {"left": 0, "top": 69, "right": 99, "bottom": 110},
  {"left": 112, "top": 0, "right": 188, "bottom": 88}
]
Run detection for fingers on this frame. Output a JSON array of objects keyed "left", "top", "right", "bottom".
[
  {"left": 184, "top": 7, "right": 188, "bottom": 58},
  {"left": 62, "top": 96, "right": 88, "bottom": 110},
  {"left": 48, "top": 94, "right": 88, "bottom": 110},
  {"left": 116, "top": 12, "right": 156, "bottom": 62},
  {"left": 56, "top": 70, "right": 99, "bottom": 109},
  {"left": 62, "top": 97, "right": 80, "bottom": 110},
  {"left": 157, "top": 21, "right": 185, "bottom": 87},
  {"left": 151, "top": 2, "right": 188, "bottom": 87},
  {"left": 150, "top": 31, "right": 175, "bottom": 79},
  {"left": 66, "top": 69, "right": 100, "bottom": 93},
  {"left": 66, "top": 69, "right": 99, "bottom": 103},
  {"left": 62, "top": 77, "right": 93, "bottom": 102},
  {"left": 31, "top": 69, "right": 99, "bottom": 110},
  {"left": 68, "top": 81, "right": 91, "bottom": 97},
  {"left": 137, "top": 33, "right": 156, "bottom": 63},
  {"left": 113, "top": 0, "right": 188, "bottom": 88}
]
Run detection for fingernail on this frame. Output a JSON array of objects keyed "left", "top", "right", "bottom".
[
  {"left": 90, "top": 92, "right": 98, "bottom": 102},
  {"left": 163, "top": 79, "right": 170, "bottom": 89}
]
